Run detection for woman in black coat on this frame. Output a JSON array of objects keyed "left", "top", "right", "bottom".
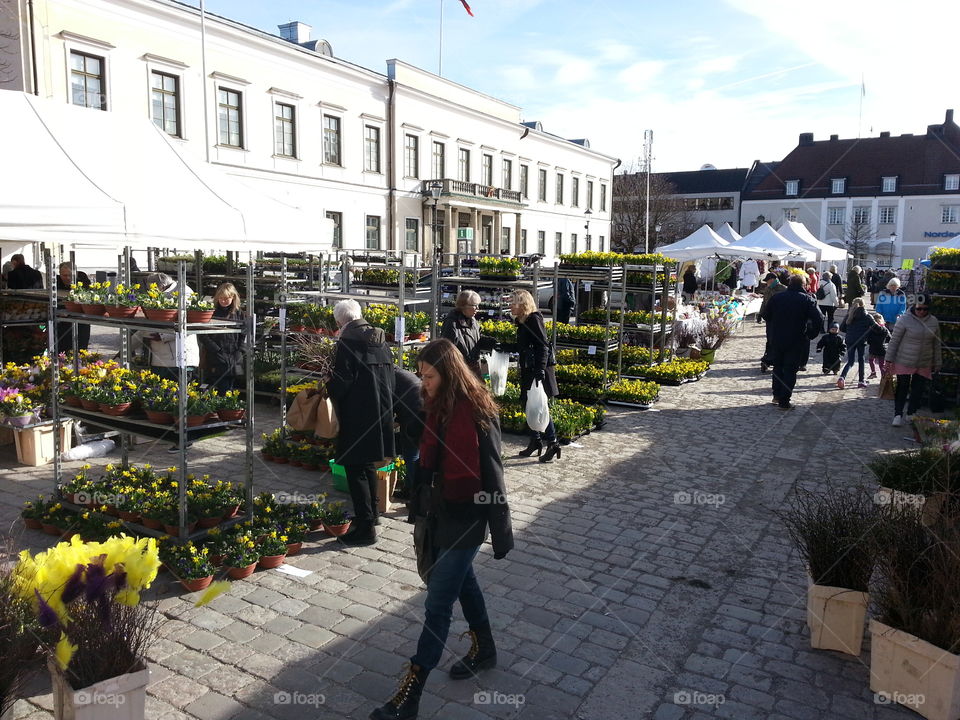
[
  {"left": 509, "top": 289, "right": 561, "bottom": 463},
  {"left": 440, "top": 290, "right": 496, "bottom": 375},
  {"left": 199, "top": 282, "right": 246, "bottom": 392}
]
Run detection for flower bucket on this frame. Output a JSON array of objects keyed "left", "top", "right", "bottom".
[
  {"left": 23, "top": 516, "right": 43, "bottom": 529},
  {"left": 142, "top": 308, "right": 177, "bottom": 322},
  {"left": 80, "top": 303, "right": 106, "bottom": 316},
  {"left": 699, "top": 348, "right": 717, "bottom": 363},
  {"left": 260, "top": 451, "right": 274, "bottom": 462},
  {"left": 64, "top": 301, "right": 83, "bottom": 313},
  {"left": 323, "top": 521, "right": 351, "bottom": 537},
  {"left": 180, "top": 575, "right": 214, "bottom": 593},
  {"left": 272, "top": 457, "right": 289, "bottom": 464},
  {"left": 227, "top": 562, "right": 256, "bottom": 579},
  {"left": 258, "top": 554, "right": 286, "bottom": 569},
  {"left": 221, "top": 504, "right": 241, "bottom": 520},
  {"left": 186, "top": 310, "right": 214, "bottom": 324},
  {"left": 217, "top": 409, "right": 245, "bottom": 422},
  {"left": 286, "top": 542, "right": 303, "bottom": 556},
  {"left": 63, "top": 394, "right": 83, "bottom": 408},
  {"left": 185, "top": 415, "right": 208, "bottom": 427},
  {"left": 99, "top": 403, "right": 133, "bottom": 417},
  {"left": 5, "top": 413, "right": 34, "bottom": 428},
  {"left": 49, "top": 656, "right": 150, "bottom": 720},
  {"left": 143, "top": 410, "right": 174, "bottom": 425},
  {"left": 80, "top": 398, "right": 100, "bottom": 411},
  {"left": 806, "top": 582, "right": 869, "bottom": 655}
]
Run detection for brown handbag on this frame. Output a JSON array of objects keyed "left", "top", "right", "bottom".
[
  {"left": 287, "top": 389, "right": 321, "bottom": 431},
  {"left": 878, "top": 373, "right": 896, "bottom": 400}
]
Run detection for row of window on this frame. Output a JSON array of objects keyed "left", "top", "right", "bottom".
[
  {"left": 785, "top": 174, "right": 960, "bottom": 196},
  {"left": 683, "top": 196, "right": 735, "bottom": 211},
  {"left": 811, "top": 205, "right": 959, "bottom": 225},
  {"left": 70, "top": 49, "right": 608, "bottom": 208}
]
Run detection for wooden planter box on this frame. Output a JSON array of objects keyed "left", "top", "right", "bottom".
[
  {"left": 14, "top": 421, "right": 73, "bottom": 466},
  {"left": 806, "top": 582, "right": 869, "bottom": 655},
  {"left": 49, "top": 657, "right": 149, "bottom": 720},
  {"left": 870, "top": 619, "right": 960, "bottom": 720}
]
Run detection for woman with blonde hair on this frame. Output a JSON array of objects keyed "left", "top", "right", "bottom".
[
  {"left": 199, "top": 282, "right": 245, "bottom": 392},
  {"left": 440, "top": 289, "right": 496, "bottom": 374},
  {"left": 506, "top": 289, "right": 561, "bottom": 462}
]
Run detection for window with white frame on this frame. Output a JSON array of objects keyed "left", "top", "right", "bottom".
[
  {"left": 598, "top": 235, "right": 605, "bottom": 252},
  {"left": 482, "top": 154, "right": 493, "bottom": 187},
  {"left": 585, "top": 233, "right": 592, "bottom": 251},
  {"left": 537, "top": 230, "right": 545, "bottom": 254},
  {"left": 405, "top": 218, "right": 419, "bottom": 251},
  {"left": 587, "top": 180, "right": 594, "bottom": 210},
  {"left": 555, "top": 173, "right": 564, "bottom": 204},
  {"left": 150, "top": 71, "right": 179, "bottom": 136},
  {"left": 366, "top": 215, "right": 381, "bottom": 249},
  {"left": 502, "top": 159, "right": 512, "bottom": 190},
  {"left": 600, "top": 183, "right": 607, "bottom": 211},
  {"left": 882, "top": 176, "right": 897, "bottom": 193},
  {"left": 946, "top": 174, "right": 960, "bottom": 191},
  {"left": 853, "top": 207, "right": 870, "bottom": 225},
  {"left": 831, "top": 178, "right": 846, "bottom": 194},
  {"left": 501, "top": 227, "right": 511, "bottom": 254},
  {"left": 783, "top": 208, "right": 798, "bottom": 222},
  {"left": 828, "top": 207, "right": 845, "bottom": 225},
  {"left": 323, "top": 114, "right": 341, "bottom": 165},
  {"left": 555, "top": 232, "right": 563, "bottom": 255},
  {"left": 943, "top": 206, "right": 959, "bottom": 224},
  {"left": 458, "top": 148, "right": 470, "bottom": 182},
  {"left": 570, "top": 233, "right": 578, "bottom": 254},
  {"left": 879, "top": 206, "right": 896, "bottom": 224},
  {"left": 520, "top": 229, "right": 527, "bottom": 254},
  {"left": 571, "top": 177, "right": 579, "bottom": 207},
  {"left": 538, "top": 169, "right": 547, "bottom": 202},
  {"left": 431, "top": 141, "right": 445, "bottom": 179},
  {"left": 70, "top": 51, "right": 106, "bottom": 110},
  {"left": 520, "top": 165, "right": 529, "bottom": 199},
  {"left": 326, "top": 211, "right": 342, "bottom": 249},
  {"left": 217, "top": 88, "right": 243, "bottom": 147},
  {"left": 363, "top": 125, "right": 381, "bottom": 172},
  {"left": 274, "top": 102, "right": 296, "bottom": 157},
  {"left": 785, "top": 179, "right": 799, "bottom": 196},
  {"left": 404, "top": 134, "right": 419, "bottom": 178}
]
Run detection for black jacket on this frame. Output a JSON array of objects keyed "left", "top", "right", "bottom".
[
  {"left": 840, "top": 309, "right": 879, "bottom": 347},
  {"left": 328, "top": 319, "right": 396, "bottom": 464},
  {"left": 440, "top": 310, "right": 480, "bottom": 362},
  {"left": 199, "top": 306, "right": 246, "bottom": 368},
  {"left": 393, "top": 366, "right": 424, "bottom": 452},
  {"left": 765, "top": 287, "right": 824, "bottom": 351},
  {"left": 8, "top": 264, "right": 44, "bottom": 289},
  {"left": 867, "top": 323, "right": 891, "bottom": 357},
  {"left": 515, "top": 312, "right": 559, "bottom": 398},
  {"left": 816, "top": 333, "right": 846, "bottom": 365}
]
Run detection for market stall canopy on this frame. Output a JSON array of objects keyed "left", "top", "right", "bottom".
[
  {"left": 715, "top": 222, "right": 742, "bottom": 244},
  {"left": 737, "top": 223, "right": 815, "bottom": 261},
  {"left": 658, "top": 224, "right": 773, "bottom": 261},
  {"left": 0, "top": 90, "right": 330, "bottom": 251},
  {"left": 777, "top": 221, "right": 847, "bottom": 262},
  {"left": 926, "top": 234, "right": 960, "bottom": 251}
]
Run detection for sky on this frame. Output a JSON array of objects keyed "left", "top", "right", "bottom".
[{"left": 187, "top": 0, "right": 960, "bottom": 173}]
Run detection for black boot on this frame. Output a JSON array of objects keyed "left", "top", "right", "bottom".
[
  {"left": 340, "top": 520, "right": 376, "bottom": 546},
  {"left": 539, "top": 442, "right": 562, "bottom": 463},
  {"left": 449, "top": 623, "right": 497, "bottom": 679},
  {"left": 518, "top": 437, "right": 543, "bottom": 457},
  {"left": 370, "top": 663, "right": 429, "bottom": 720}
]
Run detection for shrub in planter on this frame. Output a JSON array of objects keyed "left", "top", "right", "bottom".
[
  {"left": 553, "top": 363, "right": 613, "bottom": 388},
  {"left": 605, "top": 379, "right": 659, "bottom": 405},
  {"left": 159, "top": 541, "right": 215, "bottom": 589},
  {"left": 779, "top": 486, "right": 877, "bottom": 655}
]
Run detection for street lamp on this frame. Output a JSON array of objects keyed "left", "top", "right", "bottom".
[
  {"left": 889, "top": 231, "right": 897, "bottom": 268},
  {"left": 655, "top": 223, "right": 662, "bottom": 249},
  {"left": 428, "top": 181, "right": 443, "bottom": 261},
  {"left": 583, "top": 207, "right": 592, "bottom": 251}
]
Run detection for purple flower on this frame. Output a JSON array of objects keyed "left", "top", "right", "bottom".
[
  {"left": 35, "top": 590, "right": 61, "bottom": 630},
  {"left": 83, "top": 562, "right": 109, "bottom": 602},
  {"left": 61, "top": 565, "right": 86, "bottom": 604}
]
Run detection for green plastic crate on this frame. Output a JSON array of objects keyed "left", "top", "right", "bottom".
[{"left": 329, "top": 459, "right": 395, "bottom": 493}]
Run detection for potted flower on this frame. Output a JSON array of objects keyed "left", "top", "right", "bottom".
[
  {"left": 284, "top": 522, "right": 309, "bottom": 556},
  {"left": 14, "top": 535, "right": 160, "bottom": 720},
  {"left": 257, "top": 530, "right": 289, "bottom": 568},
  {"left": 93, "top": 375, "right": 137, "bottom": 416},
  {"left": 159, "top": 541, "right": 215, "bottom": 592},
  {"left": 204, "top": 528, "right": 229, "bottom": 566},
  {"left": 158, "top": 506, "right": 198, "bottom": 538},
  {"left": 697, "top": 312, "right": 737, "bottom": 362},
  {"left": 190, "top": 490, "right": 224, "bottom": 529},
  {"left": 64, "top": 283, "right": 86, "bottom": 313},
  {"left": 140, "top": 375, "right": 178, "bottom": 425},
  {"left": 223, "top": 533, "right": 260, "bottom": 579},
  {"left": 303, "top": 501, "right": 327, "bottom": 531},
  {"left": 779, "top": 486, "right": 876, "bottom": 656},
  {"left": 138, "top": 284, "right": 179, "bottom": 322},
  {"left": 0, "top": 387, "right": 39, "bottom": 427},
  {"left": 186, "top": 295, "right": 214, "bottom": 324},
  {"left": 321, "top": 501, "right": 351, "bottom": 536},
  {"left": 20, "top": 495, "right": 48, "bottom": 530},
  {"left": 184, "top": 387, "right": 213, "bottom": 426},
  {"left": 102, "top": 283, "right": 141, "bottom": 318},
  {"left": 213, "top": 389, "right": 245, "bottom": 422},
  {"left": 79, "top": 281, "right": 108, "bottom": 315}
]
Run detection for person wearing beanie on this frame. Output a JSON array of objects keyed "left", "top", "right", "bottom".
[{"left": 816, "top": 322, "right": 845, "bottom": 374}]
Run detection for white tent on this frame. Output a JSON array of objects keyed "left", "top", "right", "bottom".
[
  {"left": 659, "top": 224, "right": 775, "bottom": 261},
  {"left": 926, "top": 234, "right": 960, "bottom": 251},
  {"left": 737, "top": 223, "right": 815, "bottom": 261},
  {"left": 715, "top": 222, "right": 742, "bottom": 244},
  {"left": 777, "top": 221, "right": 847, "bottom": 262},
  {"left": 0, "top": 90, "right": 330, "bottom": 252}
]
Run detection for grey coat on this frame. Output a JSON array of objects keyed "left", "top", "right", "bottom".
[
  {"left": 885, "top": 310, "right": 941, "bottom": 371},
  {"left": 440, "top": 310, "right": 480, "bottom": 362}
]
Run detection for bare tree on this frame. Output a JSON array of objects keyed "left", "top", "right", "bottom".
[
  {"left": 843, "top": 221, "right": 874, "bottom": 267},
  {"left": 0, "top": 0, "right": 19, "bottom": 83},
  {"left": 611, "top": 165, "right": 697, "bottom": 253}
]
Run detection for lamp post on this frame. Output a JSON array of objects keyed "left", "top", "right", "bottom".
[
  {"left": 889, "top": 231, "right": 897, "bottom": 269},
  {"left": 584, "top": 207, "right": 592, "bottom": 251},
  {"left": 655, "top": 223, "right": 662, "bottom": 249},
  {"left": 429, "top": 181, "right": 443, "bottom": 261}
]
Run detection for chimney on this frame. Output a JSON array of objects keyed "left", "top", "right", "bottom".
[
  {"left": 798, "top": 132, "right": 814, "bottom": 146},
  {"left": 901, "top": 133, "right": 914, "bottom": 138},
  {"left": 278, "top": 21, "right": 312, "bottom": 44},
  {"left": 947, "top": 109, "right": 955, "bottom": 125},
  {"left": 879, "top": 131, "right": 890, "bottom": 138},
  {"left": 829, "top": 134, "right": 838, "bottom": 141}
]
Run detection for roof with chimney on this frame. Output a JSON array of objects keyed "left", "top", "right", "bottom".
[{"left": 745, "top": 110, "right": 960, "bottom": 200}]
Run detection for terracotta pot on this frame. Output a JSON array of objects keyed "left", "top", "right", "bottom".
[
  {"left": 186, "top": 414, "right": 208, "bottom": 427},
  {"left": 323, "top": 521, "right": 351, "bottom": 537},
  {"left": 62, "top": 394, "right": 83, "bottom": 408},
  {"left": 227, "top": 562, "right": 257, "bottom": 579},
  {"left": 141, "top": 516, "right": 163, "bottom": 530},
  {"left": 163, "top": 521, "right": 198, "bottom": 537},
  {"left": 81, "top": 303, "right": 106, "bottom": 316},
  {"left": 41, "top": 523, "right": 61, "bottom": 536},
  {"left": 80, "top": 398, "right": 100, "bottom": 411},
  {"left": 217, "top": 409, "right": 246, "bottom": 421},
  {"left": 64, "top": 301, "right": 83, "bottom": 313},
  {"left": 143, "top": 308, "right": 178, "bottom": 322},
  {"left": 272, "top": 456, "right": 289, "bottom": 464},
  {"left": 118, "top": 510, "right": 140, "bottom": 522},
  {"left": 144, "top": 409, "right": 175, "bottom": 425},
  {"left": 286, "top": 542, "right": 303, "bottom": 556},
  {"left": 187, "top": 310, "right": 215, "bottom": 323},
  {"left": 309, "top": 519, "right": 324, "bottom": 531},
  {"left": 180, "top": 575, "right": 214, "bottom": 592},
  {"left": 261, "top": 451, "right": 274, "bottom": 462},
  {"left": 104, "top": 305, "right": 140, "bottom": 318},
  {"left": 197, "top": 515, "right": 221, "bottom": 529},
  {"left": 290, "top": 324, "right": 306, "bottom": 332},
  {"left": 100, "top": 402, "right": 133, "bottom": 416},
  {"left": 258, "top": 553, "right": 286, "bottom": 569},
  {"left": 210, "top": 553, "right": 224, "bottom": 566},
  {"left": 23, "top": 517, "right": 42, "bottom": 529}
]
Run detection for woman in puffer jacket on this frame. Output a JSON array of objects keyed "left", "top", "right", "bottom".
[{"left": 884, "top": 299, "right": 941, "bottom": 427}]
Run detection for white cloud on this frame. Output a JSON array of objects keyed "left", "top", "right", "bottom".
[
  {"left": 694, "top": 55, "right": 739, "bottom": 76},
  {"left": 617, "top": 61, "right": 667, "bottom": 93}
]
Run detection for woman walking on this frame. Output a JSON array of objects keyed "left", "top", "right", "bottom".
[
  {"left": 844, "top": 265, "right": 866, "bottom": 306},
  {"left": 440, "top": 290, "right": 495, "bottom": 375},
  {"left": 817, "top": 270, "right": 839, "bottom": 332},
  {"left": 837, "top": 298, "right": 879, "bottom": 389},
  {"left": 885, "top": 299, "right": 941, "bottom": 427},
  {"left": 199, "top": 282, "right": 246, "bottom": 392},
  {"left": 508, "top": 289, "right": 561, "bottom": 463},
  {"left": 371, "top": 339, "right": 512, "bottom": 720}
]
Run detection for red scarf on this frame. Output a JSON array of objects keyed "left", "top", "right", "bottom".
[{"left": 420, "top": 396, "right": 482, "bottom": 503}]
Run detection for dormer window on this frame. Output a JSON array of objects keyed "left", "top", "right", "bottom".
[
  {"left": 882, "top": 176, "right": 897, "bottom": 193},
  {"left": 785, "top": 179, "right": 799, "bottom": 196},
  {"left": 946, "top": 174, "right": 960, "bottom": 191},
  {"left": 831, "top": 178, "right": 846, "bottom": 194}
]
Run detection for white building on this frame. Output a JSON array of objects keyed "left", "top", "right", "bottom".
[{"left": 0, "top": 0, "right": 616, "bottom": 260}]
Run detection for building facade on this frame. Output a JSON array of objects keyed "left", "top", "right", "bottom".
[{"left": 0, "top": 0, "right": 615, "bottom": 259}]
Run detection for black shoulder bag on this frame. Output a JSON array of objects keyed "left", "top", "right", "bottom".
[{"left": 412, "top": 429, "right": 445, "bottom": 585}]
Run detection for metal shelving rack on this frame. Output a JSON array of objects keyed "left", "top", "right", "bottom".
[
  {"left": 928, "top": 269, "right": 960, "bottom": 407},
  {"left": 50, "top": 251, "right": 257, "bottom": 542},
  {"left": 551, "top": 263, "right": 621, "bottom": 383},
  {"left": 608, "top": 261, "right": 677, "bottom": 377},
  {"left": 0, "top": 288, "right": 50, "bottom": 365}
]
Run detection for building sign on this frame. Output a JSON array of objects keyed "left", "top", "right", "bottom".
[{"left": 924, "top": 231, "right": 960, "bottom": 238}]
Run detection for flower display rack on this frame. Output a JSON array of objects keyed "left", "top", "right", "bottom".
[{"left": 926, "top": 252, "right": 960, "bottom": 407}]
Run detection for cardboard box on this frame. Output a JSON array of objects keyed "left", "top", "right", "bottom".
[{"left": 14, "top": 421, "right": 73, "bottom": 466}]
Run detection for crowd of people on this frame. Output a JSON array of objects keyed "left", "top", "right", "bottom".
[{"left": 756, "top": 263, "right": 940, "bottom": 426}]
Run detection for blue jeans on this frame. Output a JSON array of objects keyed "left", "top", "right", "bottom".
[
  {"left": 840, "top": 343, "right": 866, "bottom": 382},
  {"left": 411, "top": 546, "right": 488, "bottom": 671},
  {"left": 530, "top": 419, "right": 557, "bottom": 443}
]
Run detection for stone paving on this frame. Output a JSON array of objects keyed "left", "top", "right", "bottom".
[{"left": 1, "top": 315, "right": 922, "bottom": 720}]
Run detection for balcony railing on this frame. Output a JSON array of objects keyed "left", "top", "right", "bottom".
[{"left": 422, "top": 179, "right": 523, "bottom": 205}]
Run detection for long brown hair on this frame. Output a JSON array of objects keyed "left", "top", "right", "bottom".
[{"left": 418, "top": 339, "right": 498, "bottom": 429}]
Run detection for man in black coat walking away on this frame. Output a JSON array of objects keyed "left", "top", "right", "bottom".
[
  {"left": 765, "top": 275, "right": 824, "bottom": 409},
  {"left": 392, "top": 365, "right": 425, "bottom": 488},
  {"left": 6, "top": 254, "right": 44, "bottom": 289},
  {"left": 328, "top": 299, "right": 396, "bottom": 546}
]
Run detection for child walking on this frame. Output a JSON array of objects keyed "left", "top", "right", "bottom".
[
  {"left": 817, "top": 322, "right": 845, "bottom": 374},
  {"left": 867, "top": 312, "right": 891, "bottom": 379}
]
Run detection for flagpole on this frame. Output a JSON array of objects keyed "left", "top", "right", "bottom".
[{"left": 438, "top": 0, "right": 444, "bottom": 76}]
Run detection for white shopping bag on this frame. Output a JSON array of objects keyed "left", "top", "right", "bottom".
[
  {"left": 525, "top": 380, "right": 550, "bottom": 432},
  {"left": 487, "top": 350, "right": 510, "bottom": 396}
]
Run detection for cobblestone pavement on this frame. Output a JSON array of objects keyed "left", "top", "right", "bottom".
[{"left": 2, "top": 317, "right": 920, "bottom": 720}]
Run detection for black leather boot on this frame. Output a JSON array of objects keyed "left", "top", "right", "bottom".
[
  {"left": 449, "top": 623, "right": 497, "bottom": 679},
  {"left": 339, "top": 520, "right": 376, "bottom": 546},
  {"left": 539, "top": 442, "right": 562, "bottom": 463},
  {"left": 518, "top": 437, "right": 543, "bottom": 457},
  {"left": 370, "top": 663, "right": 429, "bottom": 720}
]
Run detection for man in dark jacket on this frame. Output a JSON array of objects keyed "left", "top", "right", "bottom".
[
  {"left": 757, "top": 272, "right": 786, "bottom": 372},
  {"left": 765, "top": 276, "right": 824, "bottom": 409},
  {"left": 328, "top": 299, "right": 396, "bottom": 546},
  {"left": 7, "top": 254, "right": 44, "bottom": 289},
  {"left": 392, "top": 365, "right": 424, "bottom": 483},
  {"left": 555, "top": 277, "right": 576, "bottom": 324}
]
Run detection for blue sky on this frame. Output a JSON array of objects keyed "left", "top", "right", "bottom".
[{"left": 188, "top": 0, "right": 960, "bottom": 173}]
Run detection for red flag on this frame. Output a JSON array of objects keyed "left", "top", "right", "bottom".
[{"left": 460, "top": 0, "right": 474, "bottom": 16}]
